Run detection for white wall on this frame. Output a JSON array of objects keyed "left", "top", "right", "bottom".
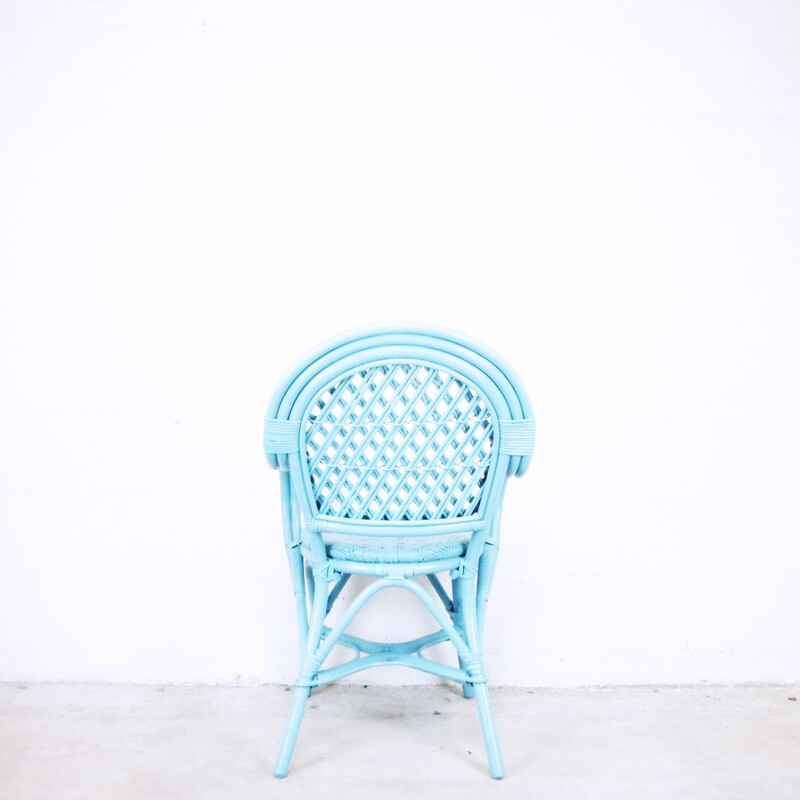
[{"left": 2, "top": 0, "right": 799, "bottom": 687}]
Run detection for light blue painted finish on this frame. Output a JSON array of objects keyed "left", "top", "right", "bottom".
[{"left": 264, "top": 324, "right": 534, "bottom": 779}]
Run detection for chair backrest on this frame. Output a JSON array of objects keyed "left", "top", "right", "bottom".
[{"left": 264, "top": 325, "right": 535, "bottom": 535}]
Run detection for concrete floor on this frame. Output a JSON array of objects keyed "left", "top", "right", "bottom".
[{"left": 1, "top": 683, "right": 798, "bottom": 799}]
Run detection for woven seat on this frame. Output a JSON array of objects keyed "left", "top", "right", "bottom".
[
  {"left": 264, "top": 324, "right": 535, "bottom": 779},
  {"left": 325, "top": 535, "right": 468, "bottom": 563}
]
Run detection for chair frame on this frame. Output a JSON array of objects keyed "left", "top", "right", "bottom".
[{"left": 264, "top": 325, "right": 534, "bottom": 779}]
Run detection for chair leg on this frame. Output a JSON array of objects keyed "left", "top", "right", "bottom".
[
  {"left": 474, "top": 682, "right": 505, "bottom": 779},
  {"left": 452, "top": 576, "right": 475, "bottom": 699},
  {"left": 275, "top": 572, "right": 328, "bottom": 778},
  {"left": 457, "top": 572, "right": 505, "bottom": 779},
  {"left": 460, "top": 661, "right": 476, "bottom": 699},
  {"left": 275, "top": 686, "right": 310, "bottom": 778}
]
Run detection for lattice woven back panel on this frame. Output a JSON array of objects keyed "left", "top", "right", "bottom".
[{"left": 304, "top": 363, "right": 495, "bottom": 521}]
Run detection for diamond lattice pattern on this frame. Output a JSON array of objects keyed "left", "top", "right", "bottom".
[{"left": 304, "top": 363, "right": 495, "bottom": 521}]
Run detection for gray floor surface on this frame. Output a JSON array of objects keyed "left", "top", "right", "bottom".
[{"left": 1, "top": 682, "right": 798, "bottom": 799}]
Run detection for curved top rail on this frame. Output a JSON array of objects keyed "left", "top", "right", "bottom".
[{"left": 265, "top": 324, "right": 534, "bottom": 476}]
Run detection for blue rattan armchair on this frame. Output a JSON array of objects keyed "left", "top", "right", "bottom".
[{"left": 263, "top": 324, "right": 535, "bottom": 778}]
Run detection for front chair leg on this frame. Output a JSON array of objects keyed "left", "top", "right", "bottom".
[
  {"left": 452, "top": 577, "right": 476, "bottom": 699},
  {"left": 459, "top": 658, "right": 476, "bottom": 699},
  {"left": 275, "top": 685, "right": 311, "bottom": 778},
  {"left": 275, "top": 572, "right": 329, "bottom": 778},
  {"left": 458, "top": 573, "right": 505, "bottom": 779},
  {"left": 473, "top": 681, "right": 504, "bottom": 779}
]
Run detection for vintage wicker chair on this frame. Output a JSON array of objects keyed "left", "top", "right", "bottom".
[{"left": 263, "top": 324, "right": 535, "bottom": 778}]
